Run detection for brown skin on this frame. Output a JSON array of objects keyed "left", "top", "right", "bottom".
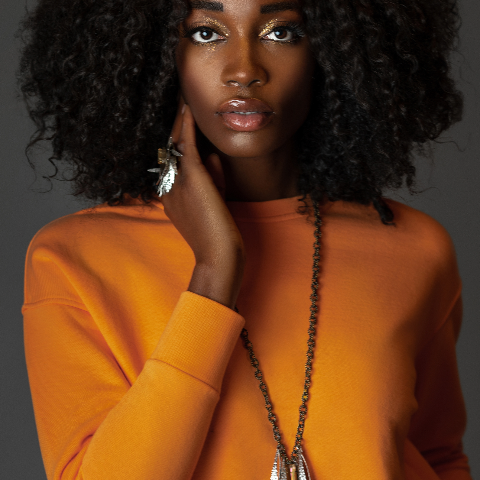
[{"left": 161, "top": 0, "right": 315, "bottom": 309}]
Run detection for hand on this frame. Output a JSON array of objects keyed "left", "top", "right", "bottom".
[{"left": 160, "top": 97, "right": 245, "bottom": 309}]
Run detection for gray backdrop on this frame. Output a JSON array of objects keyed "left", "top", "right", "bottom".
[{"left": 1, "top": 0, "right": 478, "bottom": 478}]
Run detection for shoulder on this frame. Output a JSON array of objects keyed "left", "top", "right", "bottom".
[
  {"left": 28, "top": 197, "right": 167, "bottom": 249},
  {"left": 24, "top": 197, "right": 174, "bottom": 306},
  {"left": 384, "top": 198, "right": 457, "bottom": 263},
  {"left": 323, "top": 199, "right": 461, "bottom": 336},
  {"left": 384, "top": 200, "right": 462, "bottom": 344},
  {"left": 324, "top": 198, "right": 460, "bottom": 289},
  {"left": 385, "top": 198, "right": 453, "bottom": 243},
  {"left": 325, "top": 198, "right": 456, "bottom": 258}
]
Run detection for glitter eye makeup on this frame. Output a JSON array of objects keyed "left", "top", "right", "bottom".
[
  {"left": 183, "top": 17, "right": 305, "bottom": 47},
  {"left": 258, "top": 19, "right": 306, "bottom": 44},
  {"left": 183, "top": 18, "right": 229, "bottom": 46}
]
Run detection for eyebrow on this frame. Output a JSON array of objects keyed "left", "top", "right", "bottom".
[
  {"left": 260, "top": 2, "right": 300, "bottom": 14},
  {"left": 190, "top": 1, "right": 223, "bottom": 11},
  {"left": 189, "top": 1, "right": 300, "bottom": 14}
]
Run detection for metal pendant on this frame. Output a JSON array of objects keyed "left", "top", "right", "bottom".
[
  {"left": 270, "top": 449, "right": 312, "bottom": 480},
  {"left": 270, "top": 449, "right": 288, "bottom": 480},
  {"left": 297, "top": 451, "right": 312, "bottom": 480}
]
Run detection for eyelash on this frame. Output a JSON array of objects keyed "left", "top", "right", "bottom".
[{"left": 183, "top": 22, "right": 305, "bottom": 46}]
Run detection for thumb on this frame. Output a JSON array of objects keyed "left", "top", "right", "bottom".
[{"left": 203, "top": 153, "right": 226, "bottom": 200}]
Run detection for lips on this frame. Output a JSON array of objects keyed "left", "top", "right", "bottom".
[{"left": 216, "top": 99, "right": 274, "bottom": 132}]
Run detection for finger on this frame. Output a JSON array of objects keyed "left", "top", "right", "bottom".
[
  {"left": 177, "top": 104, "right": 201, "bottom": 165},
  {"left": 203, "top": 153, "right": 226, "bottom": 200},
  {"left": 170, "top": 96, "right": 185, "bottom": 144}
]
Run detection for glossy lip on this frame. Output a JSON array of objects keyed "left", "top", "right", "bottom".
[
  {"left": 216, "top": 98, "right": 275, "bottom": 132},
  {"left": 217, "top": 98, "right": 274, "bottom": 114}
]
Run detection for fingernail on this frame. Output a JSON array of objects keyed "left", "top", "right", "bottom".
[{"left": 182, "top": 104, "right": 186, "bottom": 114}]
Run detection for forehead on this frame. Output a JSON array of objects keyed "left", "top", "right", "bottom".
[{"left": 188, "top": 0, "right": 302, "bottom": 15}]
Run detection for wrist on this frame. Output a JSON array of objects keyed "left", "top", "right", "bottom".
[{"left": 188, "top": 251, "right": 245, "bottom": 310}]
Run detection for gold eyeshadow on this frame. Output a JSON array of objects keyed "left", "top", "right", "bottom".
[
  {"left": 205, "top": 18, "right": 229, "bottom": 37},
  {"left": 181, "top": 17, "right": 229, "bottom": 50},
  {"left": 186, "top": 17, "right": 229, "bottom": 37},
  {"left": 182, "top": 16, "right": 305, "bottom": 48},
  {"left": 258, "top": 19, "right": 282, "bottom": 38}
]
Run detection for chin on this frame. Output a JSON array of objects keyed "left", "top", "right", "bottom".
[{"left": 197, "top": 124, "right": 294, "bottom": 160}]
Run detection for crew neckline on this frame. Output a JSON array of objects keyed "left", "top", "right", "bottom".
[
  {"left": 226, "top": 195, "right": 308, "bottom": 220},
  {"left": 150, "top": 193, "right": 315, "bottom": 220}
]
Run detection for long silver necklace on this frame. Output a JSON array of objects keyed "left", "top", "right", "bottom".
[{"left": 239, "top": 201, "right": 321, "bottom": 480}]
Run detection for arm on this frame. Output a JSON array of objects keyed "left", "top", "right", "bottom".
[
  {"left": 24, "top": 103, "right": 245, "bottom": 479},
  {"left": 24, "top": 291, "right": 244, "bottom": 480},
  {"left": 407, "top": 295, "right": 472, "bottom": 479}
]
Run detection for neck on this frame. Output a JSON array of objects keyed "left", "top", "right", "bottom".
[{"left": 214, "top": 139, "right": 300, "bottom": 202}]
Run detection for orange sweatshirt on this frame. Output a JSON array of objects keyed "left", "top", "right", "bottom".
[{"left": 23, "top": 196, "right": 472, "bottom": 480}]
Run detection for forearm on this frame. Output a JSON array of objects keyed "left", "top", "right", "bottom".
[
  {"left": 24, "top": 293, "right": 245, "bottom": 480},
  {"left": 78, "top": 360, "right": 219, "bottom": 480}
]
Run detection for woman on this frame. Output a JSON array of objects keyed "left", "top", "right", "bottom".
[{"left": 18, "top": 0, "right": 472, "bottom": 478}]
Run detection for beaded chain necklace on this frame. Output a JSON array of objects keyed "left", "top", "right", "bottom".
[{"left": 238, "top": 201, "right": 321, "bottom": 480}]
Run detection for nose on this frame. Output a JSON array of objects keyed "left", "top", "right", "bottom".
[{"left": 221, "top": 37, "right": 268, "bottom": 88}]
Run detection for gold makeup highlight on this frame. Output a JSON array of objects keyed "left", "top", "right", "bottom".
[
  {"left": 181, "top": 18, "right": 229, "bottom": 49},
  {"left": 258, "top": 19, "right": 306, "bottom": 43},
  {"left": 183, "top": 17, "right": 306, "bottom": 47},
  {"left": 193, "top": 17, "right": 229, "bottom": 36}
]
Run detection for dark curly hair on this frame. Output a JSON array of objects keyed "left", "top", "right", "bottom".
[{"left": 17, "top": 0, "right": 463, "bottom": 224}]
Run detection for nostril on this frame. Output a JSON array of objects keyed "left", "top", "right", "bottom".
[{"left": 226, "top": 79, "right": 262, "bottom": 88}]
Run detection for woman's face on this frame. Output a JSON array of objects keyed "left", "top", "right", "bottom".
[{"left": 175, "top": 0, "right": 315, "bottom": 159}]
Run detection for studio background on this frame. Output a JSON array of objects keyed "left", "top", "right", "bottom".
[{"left": 1, "top": 0, "right": 478, "bottom": 478}]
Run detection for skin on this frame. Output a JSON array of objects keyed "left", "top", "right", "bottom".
[{"left": 161, "top": 0, "right": 315, "bottom": 309}]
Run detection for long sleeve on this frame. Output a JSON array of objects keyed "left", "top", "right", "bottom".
[
  {"left": 23, "top": 197, "right": 473, "bottom": 480},
  {"left": 24, "top": 293, "right": 244, "bottom": 480},
  {"left": 407, "top": 295, "right": 472, "bottom": 480},
  {"left": 22, "top": 202, "right": 246, "bottom": 479}
]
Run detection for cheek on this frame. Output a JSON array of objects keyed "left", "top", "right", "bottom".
[
  {"left": 279, "top": 54, "right": 315, "bottom": 126},
  {"left": 176, "top": 46, "right": 217, "bottom": 119}
]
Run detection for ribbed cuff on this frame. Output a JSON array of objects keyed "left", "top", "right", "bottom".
[{"left": 151, "top": 291, "right": 245, "bottom": 391}]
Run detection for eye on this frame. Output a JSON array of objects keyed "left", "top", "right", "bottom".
[
  {"left": 264, "top": 27, "right": 295, "bottom": 42},
  {"left": 261, "top": 23, "right": 305, "bottom": 44},
  {"left": 187, "top": 27, "right": 225, "bottom": 44}
]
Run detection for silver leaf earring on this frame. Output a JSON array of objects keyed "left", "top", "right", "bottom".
[{"left": 147, "top": 136, "right": 182, "bottom": 196}]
